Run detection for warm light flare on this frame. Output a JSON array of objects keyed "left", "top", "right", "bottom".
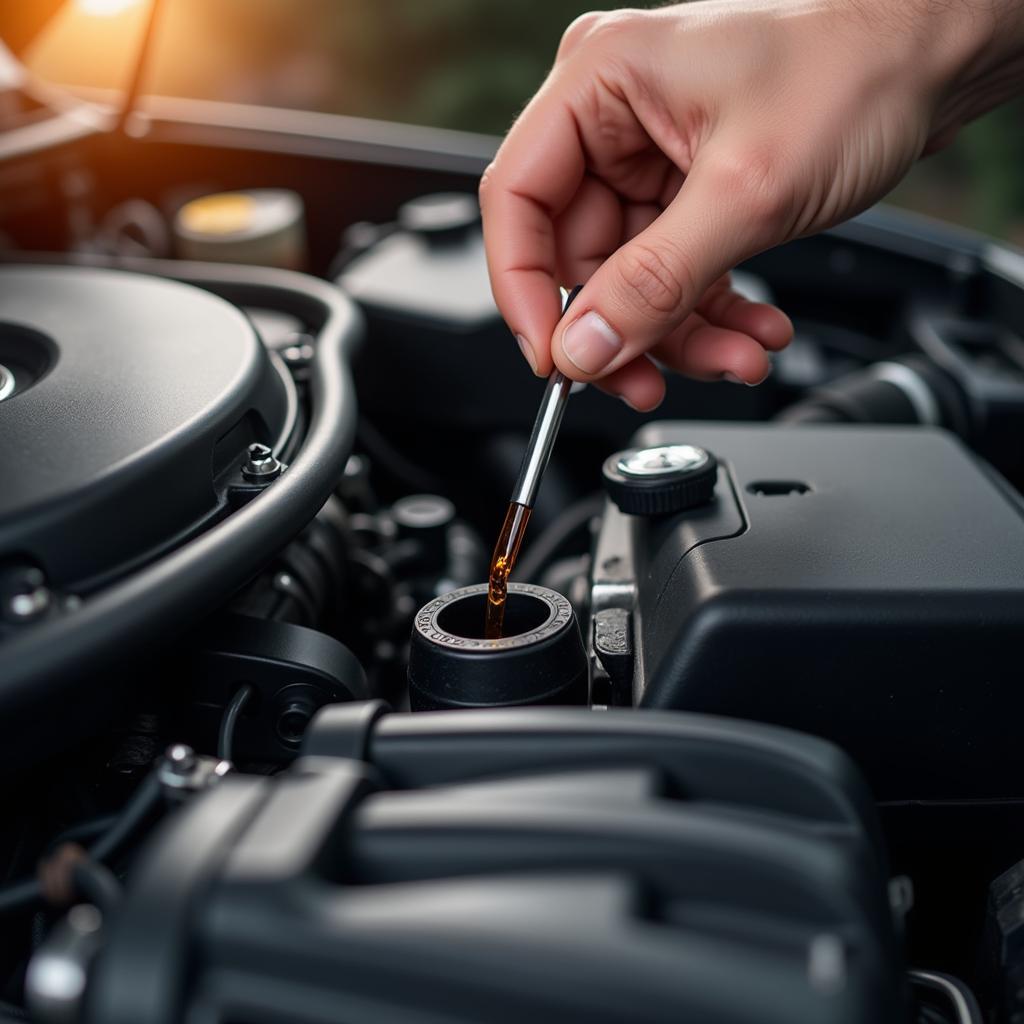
[{"left": 74, "top": 0, "right": 144, "bottom": 16}]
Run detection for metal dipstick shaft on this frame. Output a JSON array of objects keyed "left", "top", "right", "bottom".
[{"left": 510, "top": 286, "right": 583, "bottom": 509}]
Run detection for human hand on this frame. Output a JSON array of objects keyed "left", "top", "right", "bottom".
[{"left": 481, "top": 0, "right": 1024, "bottom": 410}]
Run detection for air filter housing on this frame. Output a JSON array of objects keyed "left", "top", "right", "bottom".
[{"left": 0, "top": 265, "right": 292, "bottom": 590}]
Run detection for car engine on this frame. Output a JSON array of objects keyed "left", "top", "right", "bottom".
[{"left": 3, "top": 46, "right": 1024, "bottom": 1024}]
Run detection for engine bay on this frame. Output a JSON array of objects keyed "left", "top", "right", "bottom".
[{"left": 3, "top": 53, "right": 1024, "bottom": 1024}]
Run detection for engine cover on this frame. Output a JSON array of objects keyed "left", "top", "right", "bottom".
[
  {"left": 592, "top": 421, "right": 1024, "bottom": 799},
  {"left": 0, "top": 265, "right": 291, "bottom": 589},
  {"left": 87, "top": 703, "right": 902, "bottom": 1024}
]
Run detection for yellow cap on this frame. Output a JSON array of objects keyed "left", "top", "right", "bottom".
[{"left": 178, "top": 193, "right": 256, "bottom": 237}]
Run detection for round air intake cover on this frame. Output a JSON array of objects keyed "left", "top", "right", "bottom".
[{"left": 0, "top": 265, "right": 291, "bottom": 589}]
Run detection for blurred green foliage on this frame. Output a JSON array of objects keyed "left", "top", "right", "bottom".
[
  {"left": 891, "top": 98, "right": 1024, "bottom": 243},
  {"left": 153, "top": 0, "right": 617, "bottom": 132}
]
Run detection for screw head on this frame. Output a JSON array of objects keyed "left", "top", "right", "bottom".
[
  {"left": 0, "top": 363, "right": 15, "bottom": 402},
  {"left": 281, "top": 341, "right": 314, "bottom": 367},
  {"left": 67, "top": 905, "right": 103, "bottom": 934},
  {"left": 242, "top": 443, "right": 283, "bottom": 482},
  {"left": 166, "top": 743, "right": 196, "bottom": 774},
  {"left": 4, "top": 567, "right": 52, "bottom": 622}
]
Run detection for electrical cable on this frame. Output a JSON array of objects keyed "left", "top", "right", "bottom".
[
  {"left": 70, "top": 860, "right": 122, "bottom": 915},
  {"left": 45, "top": 815, "right": 118, "bottom": 853},
  {"left": 0, "top": 773, "right": 161, "bottom": 915},
  {"left": 356, "top": 417, "right": 444, "bottom": 495},
  {"left": 218, "top": 684, "right": 254, "bottom": 762},
  {"left": 511, "top": 493, "right": 604, "bottom": 584},
  {"left": 88, "top": 772, "right": 162, "bottom": 863},
  {"left": 0, "top": 878, "right": 41, "bottom": 916}
]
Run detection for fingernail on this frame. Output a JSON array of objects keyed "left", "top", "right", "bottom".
[
  {"left": 561, "top": 311, "right": 622, "bottom": 375},
  {"left": 722, "top": 367, "right": 771, "bottom": 387},
  {"left": 515, "top": 334, "right": 539, "bottom": 375},
  {"left": 617, "top": 393, "right": 641, "bottom": 412}
]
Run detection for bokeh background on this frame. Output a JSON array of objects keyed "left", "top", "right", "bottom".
[{"left": 19, "top": 0, "right": 1024, "bottom": 246}]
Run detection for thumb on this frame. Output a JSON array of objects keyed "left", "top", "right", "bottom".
[{"left": 551, "top": 154, "right": 782, "bottom": 381}]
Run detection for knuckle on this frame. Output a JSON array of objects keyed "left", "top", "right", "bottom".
[
  {"left": 615, "top": 242, "right": 689, "bottom": 319},
  {"left": 709, "top": 148, "right": 788, "bottom": 228},
  {"left": 557, "top": 11, "right": 606, "bottom": 58},
  {"left": 477, "top": 164, "right": 496, "bottom": 209},
  {"left": 558, "top": 9, "right": 641, "bottom": 59}
]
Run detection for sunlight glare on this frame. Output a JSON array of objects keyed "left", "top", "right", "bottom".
[{"left": 75, "top": 0, "right": 145, "bottom": 16}]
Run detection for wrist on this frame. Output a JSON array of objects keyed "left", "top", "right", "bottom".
[{"left": 918, "top": 0, "right": 1024, "bottom": 144}]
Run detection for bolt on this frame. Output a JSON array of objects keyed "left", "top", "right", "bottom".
[
  {"left": 159, "top": 748, "right": 232, "bottom": 800},
  {"left": 0, "top": 363, "right": 15, "bottom": 402},
  {"left": 166, "top": 744, "right": 196, "bottom": 775},
  {"left": 242, "top": 443, "right": 283, "bottom": 483},
  {"left": 281, "top": 342, "right": 314, "bottom": 367},
  {"left": 67, "top": 904, "right": 103, "bottom": 934},
  {"left": 276, "top": 702, "right": 313, "bottom": 746},
  {"left": 4, "top": 567, "right": 52, "bottom": 622},
  {"left": 25, "top": 902, "right": 104, "bottom": 1024},
  {"left": 343, "top": 454, "right": 367, "bottom": 479},
  {"left": 273, "top": 572, "right": 301, "bottom": 600}
]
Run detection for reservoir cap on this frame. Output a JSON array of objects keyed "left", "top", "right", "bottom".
[{"left": 603, "top": 444, "right": 718, "bottom": 516}]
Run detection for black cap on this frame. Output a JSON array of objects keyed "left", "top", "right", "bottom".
[
  {"left": 602, "top": 444, "right": 718, "bottom": 516},
  {"left": 408, "top": 583, "right": 588, "bottom": 710}
]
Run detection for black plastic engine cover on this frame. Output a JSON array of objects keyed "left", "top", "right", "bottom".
[
  {"left": 597, "top": 421, "right": 1024, "bottom": 799},
  {"left": 88, "top": 703, "right": 903, "bottom": 1024},
  {"left": 0, "top": 265, "right": 290, "bottom": 588}
]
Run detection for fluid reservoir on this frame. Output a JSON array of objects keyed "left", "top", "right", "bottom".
[{"left": 174, "top": 189, "right": 307, "bottom": 269}]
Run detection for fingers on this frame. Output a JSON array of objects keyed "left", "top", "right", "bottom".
[
  {"left": 553, "top": 175, "right": 623, "bottom": 286},
  {"left": 596, "top": 295, "right": 781, "bottom": 408},
  {"left": 592, "top": 309, "right": 773, "bottom": 413},
  {"left": 550, "top": 152, "right": 783, "bottom": 382},
  {"left": 652, "top": 313, "right": 772, "bottom": 384},
  {"left": 594, "top": 354, "right": 666, "bottom": 412},
  {"left": 696, "top": 276, "right": 793, "bottom": 351},
  {"left": 622, "top": 202, "right": 662, "bottom": 242},
  {"left": 480, "top": 82, "right": 586, "bottom": 377}
]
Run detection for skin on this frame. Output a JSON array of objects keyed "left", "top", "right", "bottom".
[{"left": 480, "top": 0, "right": 1024, "bottom": 411}]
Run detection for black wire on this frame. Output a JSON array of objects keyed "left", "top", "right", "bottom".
[
  {"left": 71, "top": 860, "right": 122, "bottom": 915},
  {"left": 511, "top": 493, "right": 604, "bottom": 584},
  {"left": 218, "top": 684, "right": 254, "bottom": 762},
  {"left": 0, "top": 772, "right": 162, "bottom": 916},
  {"left": 0, "top": 878, "right": 42, "bottom": 916},
  {"left": 356, "top": 418, "right": 443, "bottom": 495},
  {"left": 89, "top": 773, "right": 162, "bottom": 863},
  {"left": 45, "top": 815, "right": 118, "bottom": 854},
  {"left": 909, "top": 970, "right": 983, "bottom": 1024}
]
